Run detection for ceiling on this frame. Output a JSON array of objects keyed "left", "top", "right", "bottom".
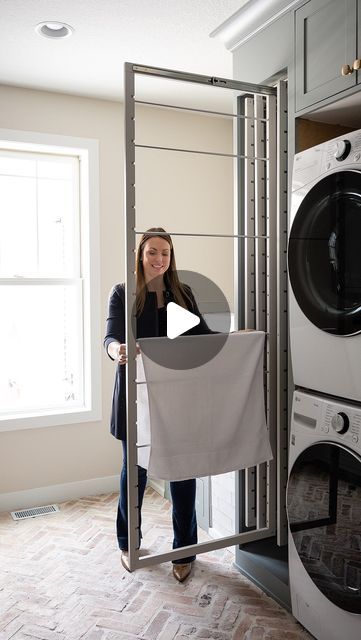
[{"left": 0, "top": 0, "right": 249, "bottom": 109}]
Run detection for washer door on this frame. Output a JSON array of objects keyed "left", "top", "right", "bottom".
[
  {"left": 287, "top": 441, "right": 361, "bottom": 613},
  {"left": 288, "top": 170, "right": 361, "bottom": 335}
]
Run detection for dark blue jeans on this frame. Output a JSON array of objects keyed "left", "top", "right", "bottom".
[{"left": 117, "top": 441, "right": 197, "bottom": 564}]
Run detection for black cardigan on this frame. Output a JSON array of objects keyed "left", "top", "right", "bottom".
[{"left": 104, "top": 283, "right": 213, "bottom": 440}]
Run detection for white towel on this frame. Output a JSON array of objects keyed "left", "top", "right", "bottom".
[
  {"left": 136, "top": 356, "right": 151, "bottom": 469},
  {"left": 136, "top": 331, "right": 273, "bottom": 481}
]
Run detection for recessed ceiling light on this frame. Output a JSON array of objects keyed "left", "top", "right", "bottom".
[{"left": 35, "top": 21, "right": 74, "bottom": 39}]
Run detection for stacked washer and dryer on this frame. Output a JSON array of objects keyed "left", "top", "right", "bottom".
[{"left": 287, "top": 130, "right": 361, "bottom": 640}]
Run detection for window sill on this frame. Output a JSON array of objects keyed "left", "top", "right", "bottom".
[{"left": 0, "top": 406, "right": 102, "bottom": 432}]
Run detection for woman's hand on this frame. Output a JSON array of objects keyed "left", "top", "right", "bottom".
[
  {"left": 109, "top": 342, "right": 141, "bottom": 365},
  {"left": 117, "top": 343, "right": 128, "bottom": 365}
]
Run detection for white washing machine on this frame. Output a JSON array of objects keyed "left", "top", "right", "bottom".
[
  {"left": 288, "top": 129, "right": 361, "bottom": 402},
  {"left": 287, "top": 389, "right": 361, "bottom": 640}
]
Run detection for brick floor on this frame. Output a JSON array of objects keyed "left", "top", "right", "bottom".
[{"left": 0, "top": 489, "right": 313, "bottom": 639}]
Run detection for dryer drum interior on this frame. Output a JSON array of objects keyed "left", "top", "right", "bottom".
[
  {"left": 287, "top": 441, "right": 361, "bottom": 614},
  {"left": 288, "top": 170, "right": 361, "bottom": 335}
]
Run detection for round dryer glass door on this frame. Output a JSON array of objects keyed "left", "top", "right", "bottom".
[
  {"left": 287, "top": 441, "right": 361, "bottom": 613},
  {"left": 288, "top": 170, "right": 361, "bottom": 335}
]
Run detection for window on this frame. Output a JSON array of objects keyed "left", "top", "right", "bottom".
[{"left": 0, "top": 130, "right": 100, "bottom": 430}]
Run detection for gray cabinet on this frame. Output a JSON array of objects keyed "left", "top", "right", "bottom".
[{"left": 295, "top": 0, "right": 358, "bottom": 112}]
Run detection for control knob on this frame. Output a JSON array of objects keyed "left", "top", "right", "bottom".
[
  {"left": 333, "top": 139, "right": 351, "bottom": 161},
  {"left": 331, "top": 412, "right": 349, "bottom": 434}
]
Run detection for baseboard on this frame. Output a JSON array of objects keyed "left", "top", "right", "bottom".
[{"left": 0, "top": 475, "right": 119, "bottom": 513}]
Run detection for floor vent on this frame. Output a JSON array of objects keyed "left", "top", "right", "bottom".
[{"left": 11, "top": 504, "right": 60, "bottom": 521}]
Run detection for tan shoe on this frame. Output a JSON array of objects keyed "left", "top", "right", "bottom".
[
  {"left": 121, "top": 551, "right": 130, "bottom": 572},
  {"left": 172, "top": 562, "right": 192, "bottom": 583}
]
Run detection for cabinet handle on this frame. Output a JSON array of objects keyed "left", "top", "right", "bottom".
[
  {"left": 353, "top": 59, "right": 361, "bottom": 71},
  {"left": 341, "top": 63, "right": 354, "bottom": 76}
]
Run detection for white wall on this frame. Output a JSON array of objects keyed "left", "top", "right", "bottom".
[
  {"left": 0, "top": 85, "right": 233, "bottom": 509},
  {"left": 209, "top": 472, "right": 236, "bottom": 540}
]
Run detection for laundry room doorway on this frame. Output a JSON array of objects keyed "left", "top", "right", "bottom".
[{"left": 123, "top": 63, "right": 288, "bottom": 571}]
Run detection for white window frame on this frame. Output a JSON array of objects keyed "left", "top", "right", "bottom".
[{"left": 0, "top": 128, "right": 101, "bottom": 431}]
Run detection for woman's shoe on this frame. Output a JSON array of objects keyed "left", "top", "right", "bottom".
[
  {"left": 172, "top": 562, "right": 192, "bottom": 582},
  {"left": 121, "top": 551, "right": 130, "bottom": 572}
]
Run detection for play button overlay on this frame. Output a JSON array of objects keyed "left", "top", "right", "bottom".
[
  {"left": 167, "top": 302, "right": 200, "bottom": 339},
  {"left": 135, "top": 270, "right": 231, "bottom": 370}
]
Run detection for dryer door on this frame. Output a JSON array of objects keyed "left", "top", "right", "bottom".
[
  {"left": 287, "top": 441, "right": 361, "bottom": 613},
  {"left": 288, "top": 170, "right": 361, "bottom": 335}
]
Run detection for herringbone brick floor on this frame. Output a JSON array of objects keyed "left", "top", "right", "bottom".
[{"left": 0, "top": 489, "right": 313, "bottom": 640}]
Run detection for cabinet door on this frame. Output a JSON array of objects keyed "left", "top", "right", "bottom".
[{"left": 295, "top": 0, "right": 357, "bottom": 111}]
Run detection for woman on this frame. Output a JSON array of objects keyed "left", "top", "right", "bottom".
[{"left": 104, "top": 227, "right": 213, "bottom": 582}]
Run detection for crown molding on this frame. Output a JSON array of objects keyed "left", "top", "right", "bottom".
[{"left": 210, "top": 0, "right": 301, "bottom": 51}]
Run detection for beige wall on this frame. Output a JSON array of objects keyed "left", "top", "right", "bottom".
[
  {"left": 0, "top": 85, "right": 233, "bottom": 500},
  {"left": 0, "top": 85, "right": 124, "bottom": 497},
  {"left": 135, "top": 104, "right": 234, "bottom": 305}
]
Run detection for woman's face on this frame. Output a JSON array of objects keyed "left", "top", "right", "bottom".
[{"left": 141, "top": 237, "right": 171, "bottom": 283}]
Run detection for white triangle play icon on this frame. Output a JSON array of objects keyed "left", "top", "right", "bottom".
[{"left": 167, "top": 302, "right": 200, "bottom": 339}]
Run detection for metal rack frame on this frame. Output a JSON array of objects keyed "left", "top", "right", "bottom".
[{"left": 123, "top": 62, "right": 287, "bottom": 571}]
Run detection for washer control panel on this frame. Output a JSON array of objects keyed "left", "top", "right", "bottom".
[
  {"left": 322, "top": 403, "right": 360, "bottom": 449},
  {"left": 292, "top": 390, "right": 361, "bottom": 454},
  {"left": 323, "top": 130, "right": 361, "bottom": 171},
  {"left": 292, "top": 128, "right": 361, "bottom": 192}
]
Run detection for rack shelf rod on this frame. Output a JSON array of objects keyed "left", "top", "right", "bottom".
[
  {"left": 135, "top": 143, "right": 268, "bottom": 162},
  {"left": 135, "top": 99, "right": 268, "bottom": 123}
]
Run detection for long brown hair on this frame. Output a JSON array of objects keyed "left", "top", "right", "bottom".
[{"left": 135, "top": 227, "right": 191, "bottom": 314}]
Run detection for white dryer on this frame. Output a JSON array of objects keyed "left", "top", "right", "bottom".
[
  {"left": 288, "top": 129, "right": 361, "bottom": 402},
  {"left": 287, "top": 389, "right": 361, "bottom": 640}
]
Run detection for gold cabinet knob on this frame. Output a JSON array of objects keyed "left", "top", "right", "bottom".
[
  {"left": 341, "top": 63, "right": 354, "bottom": 76},
  {"left": 353, "top": 59, "right": 361, "bottom": 70}
]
